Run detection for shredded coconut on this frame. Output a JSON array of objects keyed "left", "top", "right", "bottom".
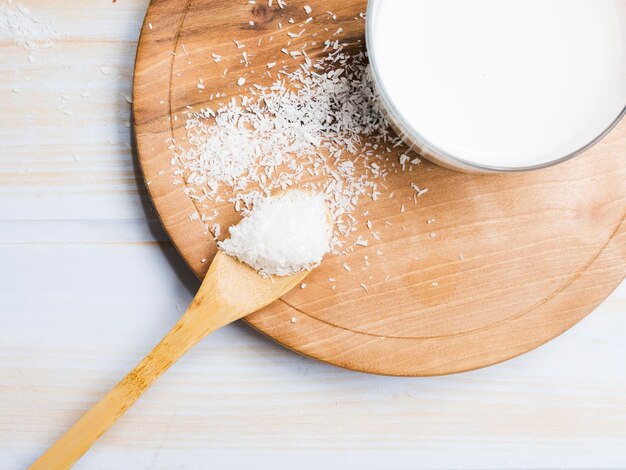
[
  {"left": 172, "top": 51, "right": 413, "bottom": 252},
  {"left": 218, "top": 191, "right": 331, "bottom": 276},
  {"left": 170, "top": 9, "right": 425, "bottom": 259},
  {"left": 0, "top": 0, "right": 60, "bottom": 59}
]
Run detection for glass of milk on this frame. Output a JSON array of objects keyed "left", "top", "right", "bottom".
[{"left": 366, "top": 0, "right": 626, "bottom": 173}]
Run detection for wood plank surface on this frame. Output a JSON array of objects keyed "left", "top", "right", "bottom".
[{"left": 1, "top": 1, "right": 625, "bottom": 468}]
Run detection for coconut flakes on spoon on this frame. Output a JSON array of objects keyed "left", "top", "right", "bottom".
[{"left": 218, "top": 191, "right": 332, "bottom": 276}]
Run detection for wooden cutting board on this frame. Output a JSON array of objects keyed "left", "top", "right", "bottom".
[{"left": 133, "top": 0, "right": 626, "bottom": 376}]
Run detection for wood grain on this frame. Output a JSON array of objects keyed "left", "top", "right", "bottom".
[{"left": 133, "top": 0, "right": 626, "bottom": 376}]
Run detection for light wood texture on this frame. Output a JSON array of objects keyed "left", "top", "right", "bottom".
[
  {"left": 2, "top": 2, "right": 626, "bottom": 469},
  {"left": 32, "top": 251, "right": 309, "bottom": 469},
  {"left": 134, "top": 0, "right": 626, "bottom": 376}
]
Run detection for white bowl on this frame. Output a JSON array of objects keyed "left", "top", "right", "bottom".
[{"left": 366, "top": 0, "right": 626, "bottom": 173}]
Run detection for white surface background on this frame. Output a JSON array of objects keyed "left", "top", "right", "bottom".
[{"left": 1, "top": 2, "right": 625, "bottom": 469}]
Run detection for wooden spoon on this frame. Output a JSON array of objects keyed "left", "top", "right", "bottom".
[{"left": 31, "top": 250, "right": 309, "bottom": 469}]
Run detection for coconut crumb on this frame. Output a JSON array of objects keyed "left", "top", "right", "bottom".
[
  {"left": 170, "top": 9, "right": 428, "bottom": 265},
  {"left": 219, "top": 191, "right": 331, "bottom": 276}
]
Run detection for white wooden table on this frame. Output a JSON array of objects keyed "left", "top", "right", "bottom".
[{"left": 1, "top": 2, "right": 625, "bottom": 469}]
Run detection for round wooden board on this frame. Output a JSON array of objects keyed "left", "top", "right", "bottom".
[{"left": 133, "top": 0, "right": 626, "bottom": 376}]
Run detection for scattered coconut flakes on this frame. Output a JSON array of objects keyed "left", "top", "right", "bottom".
[
  {"left": 212, "top": 223, "right": 221, "bottom": 239},
  {"left": 355, "top": 236, "right": 368, "bottom": 247},
  {"left": 0, "top": 1, "right": 60, "bottom": 57},
  {"left": 171, "top": 15, "right": 426, "bottom": 257}
]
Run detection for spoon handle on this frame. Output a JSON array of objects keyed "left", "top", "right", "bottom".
[
  {"left": 31, "top": 252, "right": 308, "bottom": 469},
  {"left": 30, "top": 279, "right": 235, "bottom": 470}
]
